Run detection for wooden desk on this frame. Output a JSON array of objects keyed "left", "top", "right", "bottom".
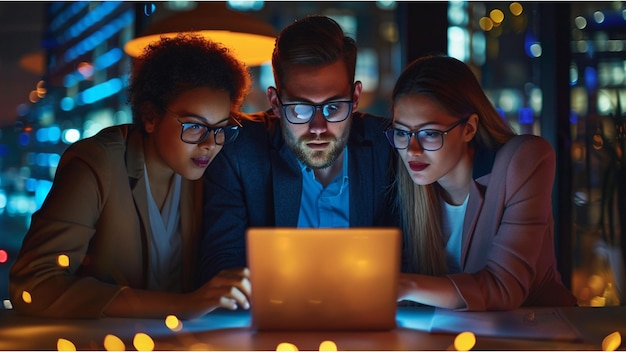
[{"left": 0, "top": 306, "right": 624, "bottom": 350}]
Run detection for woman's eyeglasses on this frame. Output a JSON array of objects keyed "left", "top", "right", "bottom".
[
  {"left": 177, "top": 119, "right": 241, "bottom": 145},
  {"left": 384, "top": 117, "right": 469, "bottom": 151},
  {"left": 165, "top": 107, "right": 242, "bottom": 145}
]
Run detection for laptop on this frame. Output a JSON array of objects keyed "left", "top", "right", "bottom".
[{"left": 246, "top": 227, "right": 401, "bottom": 331}]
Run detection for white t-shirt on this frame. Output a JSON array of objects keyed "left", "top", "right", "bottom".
[{"left": 441, "top": 194, "right": 469, "bottom": 274}]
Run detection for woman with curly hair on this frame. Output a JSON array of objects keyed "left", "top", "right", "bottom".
[
  {"left": 10, "top": 34, "right": 252, "bottom": 319},
  {"left": 387, "top": 54, "right": 577, "bottom": 310}
]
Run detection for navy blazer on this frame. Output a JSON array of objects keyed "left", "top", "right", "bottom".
[{"left": 199, "top": 110, "right": 396, "bottom": 283}]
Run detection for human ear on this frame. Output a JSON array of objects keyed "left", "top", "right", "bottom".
[
  {"left": 267, "top": 87, "right": 282, "bottom": 118},
  {"left": 463, "top": 113, "right": 479, "bottom": 142},
  {"left": 141, "top": 102, "right": 159, "bottom": 133},
  {"left": 351, "top": 81, "right": 363, "bottom": 110}
]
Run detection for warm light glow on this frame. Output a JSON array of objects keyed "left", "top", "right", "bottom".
[
  {"left": 133, "top": 333, "right": 154, "bottom": 351},
  {"left": 29, "top": 90, "right": 39, "bottom": 103},
  {"left": 165, "top": 315, "right": 183, "bottom": 331},
  {"left": 318, "top": 340, "right": 338, "bottom": 351},
  {"left": 489, "top": 9, "right": 505, "bottom": 24},
  {"left": 479, "top": 17, "right": 494, "bottom": 31},
  {"left": 0, "top": 249, "right": 7, "bottom": 263},
  {"left": 103, "top": 334, "right": 125, "bottom": 351},
  {"left": 276, "top": 342, "right": 299, "bottom": 351},
  {"left": 124, "top": 31, "right": 275, "bottom": 66},
  {"left": 188, "top": 342, "right": 212, "bottom": 350},
  {"left": 22, "top": 290, "right": 32, "bottom": 304},
  {"left": 18, "top": 50, "right": 45, "bottom": 75},
  {"left": 592, "top": 135, "right": 604, "bottom": 151},
  {"left": 454, "top": 331, "right": 476, "bottom": 351},
  {"left": 603, "top": 331, "right": 622, "bottom": 351},
  {"left": 36, "top": 80, "right": 47, "bottom": 98},
  {"left": 57, "top": 254, "right": 70, "bottom": 268},
  {"left": 509, "top": 2, "right": 523, "bottom": 16},
  {"left": 123, "top": 2, "right": 276, "bottom": 67},
  {"left": 57, "top": 338, "right": 77, "bottom": 351}
]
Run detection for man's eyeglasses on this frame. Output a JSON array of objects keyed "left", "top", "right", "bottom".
[
  {"left": 165, "top": 108, "right": 242, "bottom": 145},
  {"left": 384, "top": 117, "right": 469, "bottom": 151},
  {"left": 273, "top": 88, "right": 353, "bottom": 124}
]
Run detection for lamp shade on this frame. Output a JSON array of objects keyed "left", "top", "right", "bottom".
[{"left": 123, "top": 2, "right": 277, "bottom": 66}]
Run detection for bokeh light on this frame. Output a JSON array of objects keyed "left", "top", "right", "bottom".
[
  {"left": 276, "top": 342, "right": 299, "bottom": 351},
  {"left": 22, "top": 291, "right": 32, "bottom": 304},
  {"left": 509, "top": 2, "right": 523, "bottom": 16},
  {"left": 454, "top": 331, "right": 476, "bottom": 351},
  {"left": 165, "top": 315, "right": 183, "bottom": 331},
  {"left": 489, "top": 9, "right": 504, "bottom": 24},
  {"left": 133, "top": 333, "right": 154, "bottom": 351},
  {"left": 319, "top": 340, "right": 338, "bottom": 351},
  {"left": 574, "top": 16, "right": 587, "bottom": 30},
  {"left": 602, "top": 331, "right": 622, "bottom": 351},
  {"left": 57, "top": 338, "right": 76, "bottom": 351},
  {"left": 593, "top": 11, "right": 605, "bottom": 24},
  {"left": 103, "top": 334, "right": 125, "bottom": 351},
  {"left": 0, "top": 249, "right": 8, "bottom": 263},
  {"left": 57, "top": 254, "right": 70, "bottom": 268},
  {"left": 479, "top": 17, "right": 494, "bottom": 31}
]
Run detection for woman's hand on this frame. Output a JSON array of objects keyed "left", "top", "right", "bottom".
[
  {"left": 396, "top": 273, "right": 465, "bottom": 310},
  {"left": 180, "top": 267, "right": 251, "bottom": 320}
]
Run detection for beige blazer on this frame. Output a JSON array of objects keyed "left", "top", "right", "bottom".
[{"left": 9, "top": 125, "right": 203, "bottom": 318}]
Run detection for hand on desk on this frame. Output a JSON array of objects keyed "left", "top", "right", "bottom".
[
  {"left": 104, "top": 267, "right": 251, "bottom": 320},
  {"left": 397, "top": 273, "right": 465, "bottom": 310},
  {"left": 193, "top": 267, "right": 251, "bottom": 313}
]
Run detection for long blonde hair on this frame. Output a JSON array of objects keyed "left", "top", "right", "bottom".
[{"left": 392, "top": 54, "right": 516, "bottom": 275}]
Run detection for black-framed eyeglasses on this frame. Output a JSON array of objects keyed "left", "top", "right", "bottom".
[
  {"left": 384, "top": 117, "right": 469, "bottom": 151},
  {"left": 176, "top": 118, "right": 242, "bottom": 145},
  {"left": 165, "top": 107, "right": 242, "bottom": 145},
  {"left": 272, "top": 88, "right": 353, "bottom": 124}
]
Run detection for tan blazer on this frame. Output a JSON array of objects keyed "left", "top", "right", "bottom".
[
  {"left": 9, "top": 125, "right": 203, "bottom": 318},
  {"left": 447, "top": 135, "right": 577, "bottom": 310}
]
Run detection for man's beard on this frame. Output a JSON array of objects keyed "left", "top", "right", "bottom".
[{"left": 283, "top": 120, "right": 351, "bottom": 169}]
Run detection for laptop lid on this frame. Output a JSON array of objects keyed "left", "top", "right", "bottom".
[{"left": 246, "top": 227, "right": 401, "bottom": 331}]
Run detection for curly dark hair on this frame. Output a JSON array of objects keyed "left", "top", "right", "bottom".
[{"left": 128, "top": 33, "right": 252, "bottom": 126}]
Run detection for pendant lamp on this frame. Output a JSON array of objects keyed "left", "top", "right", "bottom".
[{"left": 123, "top": 2, "right": 277, "bottom": 66}]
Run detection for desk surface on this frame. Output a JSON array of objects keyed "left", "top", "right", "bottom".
[{"left": 1, "top": 306, "right": 625, "bottom": 350}]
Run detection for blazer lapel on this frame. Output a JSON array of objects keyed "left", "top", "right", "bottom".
[
  {"left": 461, "top": 177, "right": 487, "bottom": 270},
  {"left": 272, "top": 144, "right": 302, "bottom": 227},
  {"left": 348, "top": 143, "right": 374, "bottom": 227},
  {"left": 461, "top": 143, "right": 498, "bottom": 270},
  {"left": 179, "top": 179, "right": 202, "bottom": 291},
  {"left": 125, "top": 128, "right": 151, "bottom": 288}
]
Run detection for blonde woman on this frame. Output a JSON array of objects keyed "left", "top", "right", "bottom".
[{"left": 387, "top": 54, "right": 577, "bottom": 310}]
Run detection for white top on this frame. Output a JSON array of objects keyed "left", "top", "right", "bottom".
[
  {"left": 441, "top": 194, "right": 469, "bottom": 274},
  {"left": 143, "top": 165, "right": 183, "bottom": 291}
]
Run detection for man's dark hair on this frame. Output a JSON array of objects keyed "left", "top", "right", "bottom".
[{"left": 271, "top": 15, "right": 357, "bottom": 91}]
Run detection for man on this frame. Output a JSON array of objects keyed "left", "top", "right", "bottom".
[{"left": 199, "top": 15, "right": 395, "bottom": 283}]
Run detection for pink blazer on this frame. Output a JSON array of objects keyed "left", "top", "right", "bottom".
[{"left": 447, "top": 135, "right": 577, "bottom": 310}]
